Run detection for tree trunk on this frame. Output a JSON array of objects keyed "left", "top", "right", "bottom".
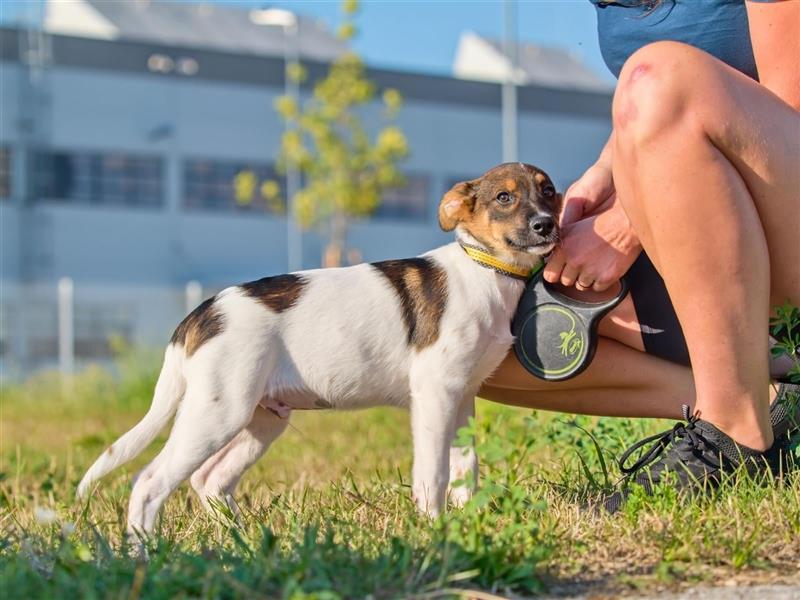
[{"left": 323, "top": 212, "right": 349, "bottom": 268}]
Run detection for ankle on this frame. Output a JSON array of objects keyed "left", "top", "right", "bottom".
[
  {"left": 712, "top": 421, "right": 774, "bottom": 452},
  {"left": 692, "top": 403, "right": 773, "bottom": 452}
]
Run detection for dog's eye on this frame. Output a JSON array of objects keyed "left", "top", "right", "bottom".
[
  {"left": 496, "top": 192, "right": 511, "bottom": 204},
  {"left": 542, "top": 185, "right": 555, "bottom": 198}
]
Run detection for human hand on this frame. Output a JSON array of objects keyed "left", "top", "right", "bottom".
[
  {"left": 544, "top": 201, "right": 641, "bottom": 292},
  {"left": 560, "top": 162, "right": 616, "bottom": 227}
]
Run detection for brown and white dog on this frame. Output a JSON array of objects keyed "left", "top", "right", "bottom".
[{"left": 77, "top": 162, "right": 562, "bottom": 536}]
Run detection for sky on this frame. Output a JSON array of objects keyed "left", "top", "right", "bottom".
[{"left": 0, "top": 0, "right": 613, "bottom": 82}]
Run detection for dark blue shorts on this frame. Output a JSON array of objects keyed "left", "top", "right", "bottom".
[{"left": 627, "top": 252, "right": 691, "bottom": 367}]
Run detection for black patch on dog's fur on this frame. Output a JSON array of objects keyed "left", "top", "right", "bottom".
[
  {"left": 371, "top": 257, "right": 448, "bottom": 350},
  {"left": 241, "top": 274, "right": 308, "bottom": 313},
  {"left": 171, "top": 296, "right": 225, "bottom": 357}
]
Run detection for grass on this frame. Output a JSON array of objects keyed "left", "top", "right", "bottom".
[{"left": 1, "top": 347, "right": 799, "bottom": 599}]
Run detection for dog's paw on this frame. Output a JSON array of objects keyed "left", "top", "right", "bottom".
[
  {"left": 124, "top": 531, "right": 149, "bottom": 561},
  {"left": 412, "top": 489, "right": 443, "bottom": 518},
  {"left": 419, "top": 504, "right": 441, "bottom": 519},
  {"left": 447, "top": 484, "right": 473, "bottom": 508}
]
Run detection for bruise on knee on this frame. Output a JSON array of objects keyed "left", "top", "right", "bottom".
[
  {"left": 627, "top": 63, "right": 651, "bottom": 86},
  {"left": 615, "top": 63, "right": 652, "bottom": 130}
]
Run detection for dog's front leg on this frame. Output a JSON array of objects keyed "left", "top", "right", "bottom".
[
  {"left": 409, "top": 386, "right": 461, "bottom": 518},
  {"left": 448, "top": 394, "right": 477, "bottom": 508}
]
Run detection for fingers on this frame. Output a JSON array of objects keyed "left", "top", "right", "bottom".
[
  {"left": 543, "top": 250, "right": 567, "bottom": 284},
  {"left": 560, "top": 164, "right": 615, "bottom": 226},
  {"left": 559, "top": 263, "right": 581, "bottom": 288},
  {"left": 560, "top": 194, "right": 585, "bottom": 227},
  {"left": 592, "top": 278, "right": 615, "bottom": 292},
  {"left": 544, "top": 249, "right": 595, "bottom": 289},
  {"left": 547, "top": 258, "right": 617, "bottom": 292}
]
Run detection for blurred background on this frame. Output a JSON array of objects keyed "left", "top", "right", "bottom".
[{"left": 0, "top": 0, "right": 614, "bottom": 379}]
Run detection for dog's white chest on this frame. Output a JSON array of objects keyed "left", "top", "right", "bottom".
[{"left": 474, "top": 328, "right": 515, "bottom": 383}]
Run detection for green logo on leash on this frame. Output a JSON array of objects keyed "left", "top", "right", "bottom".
[{"left": 558, "top": 326, "right": 583, "bottom": 357}]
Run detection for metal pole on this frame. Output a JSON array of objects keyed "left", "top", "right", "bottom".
[
  {"left": 185, "top": 280, "right": 202, "bottom": 313},
  {"left": 17, "top": 0, "right": 51, "bottom": 376},
  {"left": 285, "top": 22, "right": 303, "bottom": 272},
  {"left": 58, "top": 277, "right": 74, "bottom": 375},
  {"left": 501, "top": 0, "right": 518, "bottom": 163}
]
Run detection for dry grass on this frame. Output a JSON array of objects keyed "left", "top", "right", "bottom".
[{"left": 2, "top": 359, "right": 799, "bottom": 598}]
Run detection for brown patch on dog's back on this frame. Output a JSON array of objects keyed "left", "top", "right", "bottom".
[
  {"left": 171, "top": 296, "right": 225, "bottom": 357},
  {"left": 241, "top": 274, "right": 307, "bottom": 312},
  {"left": 371, "top": 257, "right": 448, "bottom": 350}
]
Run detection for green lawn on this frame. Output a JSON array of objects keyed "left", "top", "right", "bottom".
[{"left": 1, "top": 351, "right": 798, "bottom": 599}]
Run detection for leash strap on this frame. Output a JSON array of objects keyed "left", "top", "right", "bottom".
[{"left": 460, "top": 243, "right": 539, "bottom": 281}]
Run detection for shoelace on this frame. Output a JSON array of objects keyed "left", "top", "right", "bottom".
[{"left": 618, "top": 404, "right": 719, "bottom": 475}]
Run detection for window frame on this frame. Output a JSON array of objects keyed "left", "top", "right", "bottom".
[
  {"left": 182, "top": 157, "right": 285, "bottom": 216},
  {"left": 32, "top": 149, "right": 166, "bottom": 209},
  {"left": 0, "top": 147, "right": 11, "bottom": 199}
]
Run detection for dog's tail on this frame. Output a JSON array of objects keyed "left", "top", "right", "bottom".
[{"left": 77, "top": 344, "right": 185, "bottom": 499}]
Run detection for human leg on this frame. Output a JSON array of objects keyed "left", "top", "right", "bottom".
[{"left": 611, "top": 41, "right": 800, "bottom": 450}]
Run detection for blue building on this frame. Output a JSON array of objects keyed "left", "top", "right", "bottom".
[{"left": 0, "top": 1, "right": 613, "bottom": 376}]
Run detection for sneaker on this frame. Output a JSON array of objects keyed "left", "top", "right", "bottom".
[
  {"left": 602, "top": 405, "right": 785, "bottom": 515},
  {"left": 770, "top": 381, "right": 800, "bottom": 440},
  {"left": 770, "top": 381, "right": 800, "bottom": 474}
]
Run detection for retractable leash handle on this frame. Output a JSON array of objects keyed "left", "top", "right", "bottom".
[{"left": 512, "top": 272, "right": 629, "bottom": 381}]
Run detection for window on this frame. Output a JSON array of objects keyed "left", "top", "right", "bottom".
[
  {"left": 183, "top": 159, "right": 284, "bottom": 214},
  {"left": 373, "top": 173, "right": 430, "bottom": 222},
  {"left": 0, "top": 148, "right": 10, "bottom": 198},
  {"left": 34, "top": 151, "right": 164, "bottom": 207}
]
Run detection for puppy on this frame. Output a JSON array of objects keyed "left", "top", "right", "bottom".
[{"left": 77, "top": 162, "right": 562, "bottom": 536}]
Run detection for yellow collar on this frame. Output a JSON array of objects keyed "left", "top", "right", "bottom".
[{"left": 460, "top": 243, "right": 541, "bottom": 281}]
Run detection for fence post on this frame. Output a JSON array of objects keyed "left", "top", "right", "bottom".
[
  {"left": 57, "top": 277, "right": 74, "bottom": 375},
  {"left": 185, "top": 280, "right": 202, "bottom": 314}
]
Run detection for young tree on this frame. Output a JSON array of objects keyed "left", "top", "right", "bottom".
[{"left": 274, "top": 0, "right": 409, "bottom": 267}]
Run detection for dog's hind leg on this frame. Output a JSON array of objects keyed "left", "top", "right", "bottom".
[
  {"left": 190, "top": 405, "right": 289, "bottom": 516},
  {"left": 447, "top": 394, "right": 478, "bottom": 508},
  {"left": 126, "top": 381, "right": 258, "bottom": 539}
]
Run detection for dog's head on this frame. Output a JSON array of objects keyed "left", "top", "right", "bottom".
[{"left": 439, "top": 163, "right": 562, "bottom": 263}]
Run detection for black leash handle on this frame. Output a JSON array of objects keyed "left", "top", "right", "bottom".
[
  {"left": 512, "top": 273, "right": 629, "bottom": 381},
  {"left": 534, "top": 275, "right": 628, "bottom": 316}
]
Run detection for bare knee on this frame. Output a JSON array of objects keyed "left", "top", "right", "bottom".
[{"left": 613, "top": 41, "right": 711, "bottom": 150}]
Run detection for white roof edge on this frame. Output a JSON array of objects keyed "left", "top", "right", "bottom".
[
  {"left": 454, "top": 30, "right": 610, "bottom": 91},
  {"left": 44, "top": 0, "right": 119, "bottom": 41},
  {"left": 453, "top": 30, "right": 527, "bottom": 85}
]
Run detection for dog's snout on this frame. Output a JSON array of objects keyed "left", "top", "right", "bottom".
[{"left": 530, "top": 215, "right": 555, "bottom": 237}]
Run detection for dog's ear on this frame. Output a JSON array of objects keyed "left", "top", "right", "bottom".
[{"left": 439, "top": 180, "right": 478, "bottom": 232}]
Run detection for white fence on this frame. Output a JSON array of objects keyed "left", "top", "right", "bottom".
[{"left": 0, "top": 279, "right": 217, "bottom": 380}]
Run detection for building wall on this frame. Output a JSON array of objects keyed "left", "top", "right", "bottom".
[
  {"left": 4, "top": 64, "right": 611, "bottom": 282},
  {"left": 0, "top": 34, "right": 612, "bottom": 375}
]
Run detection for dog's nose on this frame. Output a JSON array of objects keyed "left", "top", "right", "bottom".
[{"left": 530, "top": 215, "right": 555, "bottom": 236}]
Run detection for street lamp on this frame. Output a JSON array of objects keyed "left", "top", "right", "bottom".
[{"left": 250, "top": 7, "right": 303, "bottom": 273}]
